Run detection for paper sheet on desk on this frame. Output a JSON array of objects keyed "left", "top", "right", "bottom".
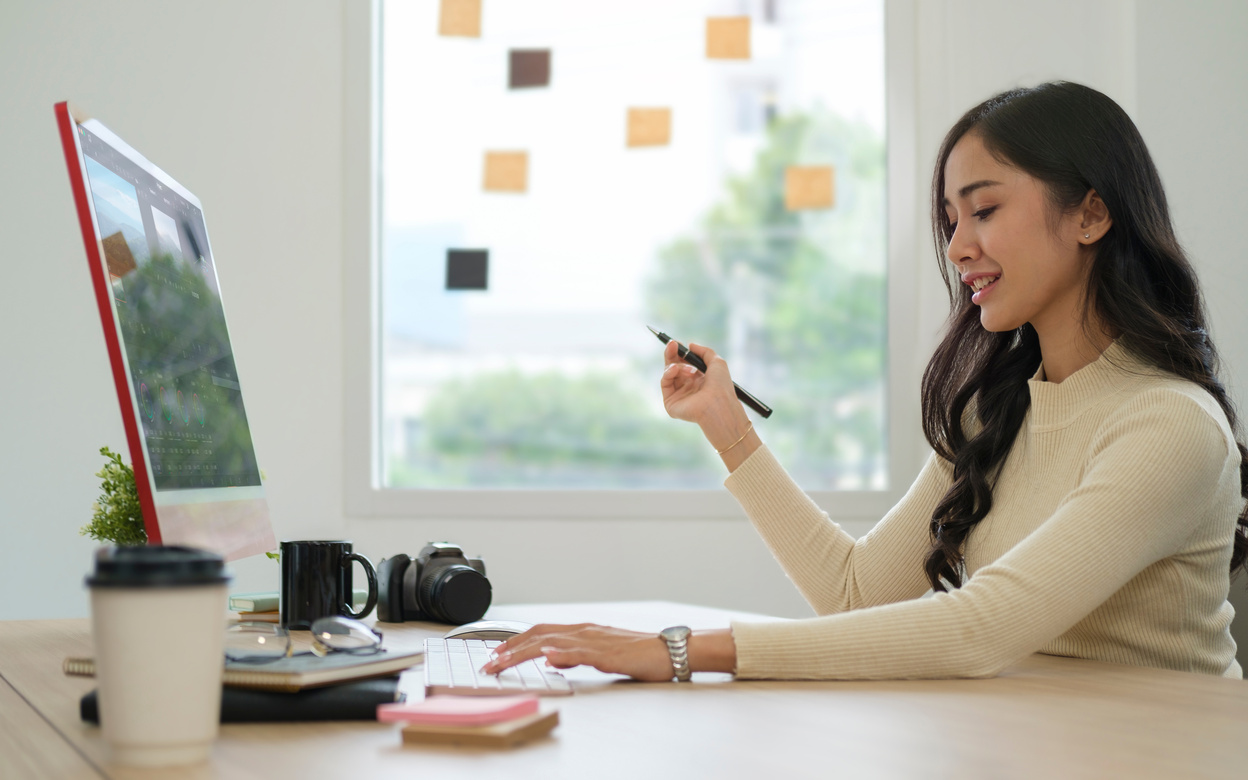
[{"left": 547, "top": 666, "right": 734, "bottom": 688}]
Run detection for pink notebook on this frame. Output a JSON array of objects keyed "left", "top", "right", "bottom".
[{"left": 378, "top": 695, "right": 539, "bottom": 726}]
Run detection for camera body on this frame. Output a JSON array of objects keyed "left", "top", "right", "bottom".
[{"left": 376, "top": 542, "right": 492, "bottom": 625}]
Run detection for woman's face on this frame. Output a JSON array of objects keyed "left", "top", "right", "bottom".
[{"left": 942, "top": 133, "right": 1091, "bottom": 335}]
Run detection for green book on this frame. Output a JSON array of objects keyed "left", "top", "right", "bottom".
[
  {"left": 229, "top": 591, "right": 279, "bottom": 612},
  {"left": 229, "top": 589, "right": 373, "bottom": 613}
]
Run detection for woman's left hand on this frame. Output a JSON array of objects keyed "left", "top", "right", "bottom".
[{"left": 479, "top": 623, "right": 676, "bottom": 682}]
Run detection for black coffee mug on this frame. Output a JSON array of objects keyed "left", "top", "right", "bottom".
[{"left": 279, "top": 540, "right": 378, "bottom": 630}]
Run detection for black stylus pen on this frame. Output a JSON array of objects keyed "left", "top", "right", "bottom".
[{"left": 648, "top": 326, "right": 773, "bottom": 418}]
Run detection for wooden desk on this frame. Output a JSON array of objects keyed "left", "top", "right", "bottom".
[{"left": 1, "top": 601, "right": 1245, "bottom": 779}]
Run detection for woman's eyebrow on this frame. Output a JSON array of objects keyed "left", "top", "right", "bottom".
[{"left": 942, "top": 179, "right": 1003, "bottom": 206}]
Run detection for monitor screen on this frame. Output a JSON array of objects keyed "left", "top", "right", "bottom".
[{"left": 57, "top": 103, "right": 274, "bottom": 560}]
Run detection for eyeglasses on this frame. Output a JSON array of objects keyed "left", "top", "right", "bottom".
[{"left": 225, "top": 616, "right": 384, "bottom": 663}]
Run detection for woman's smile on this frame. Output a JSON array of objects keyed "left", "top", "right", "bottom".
[{"left": 964, "top": 272, "right": 1001, "bottom": 303}]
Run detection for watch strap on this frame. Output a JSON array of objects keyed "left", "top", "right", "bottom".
[{"left": 660, "top": 625, "right": 692, "bottom": 682}]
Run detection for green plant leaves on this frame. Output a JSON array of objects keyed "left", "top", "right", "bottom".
[{"left": 81, "top": 446, "right": 146, "bottom": 546}]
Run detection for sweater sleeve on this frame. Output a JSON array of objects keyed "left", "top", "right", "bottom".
[
  {"left": 724, "top": 446, "right": 952, "bottom": 614},
  {"left": 730, "top": 390, "right": 1238, "bottom": 679}
]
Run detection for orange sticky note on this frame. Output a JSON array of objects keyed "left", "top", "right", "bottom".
[
  {"left": 706, "top": 16, "right": 750, "bottom": 60},
  {"left": 483, "top": 151, "right": 528, "bottom": 193},
  {"left": 439, "top": 0, "right": 482, "bottom": 38},
  {"left": 101, "top": 232, "right": 137, "bottom": 278},
  {"left": 784, "top": 166, "right": 835, "bottom": 210},
  {"left": 627, "top": 108, "right": 671, "bottom": 148}
]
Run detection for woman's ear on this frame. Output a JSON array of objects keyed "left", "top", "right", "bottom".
[{"left": 1078, "top": 189, "right": 1112, "bottom": 244}]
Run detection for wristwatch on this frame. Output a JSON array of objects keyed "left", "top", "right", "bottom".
[{"left": 659, "top": 625, "right": 692, "bottom": 682}]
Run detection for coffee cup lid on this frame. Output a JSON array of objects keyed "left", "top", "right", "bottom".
[{"left": 86, "top": 545, "right": 232, "bottom": 588}]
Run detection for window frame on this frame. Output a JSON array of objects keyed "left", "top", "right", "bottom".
[{"left": 343, "top": 0, "right": 923, "bottom": 519}]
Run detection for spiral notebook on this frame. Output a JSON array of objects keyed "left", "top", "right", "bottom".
[{"left": 63, "top": 648, "right": 424, "bottom": 693}]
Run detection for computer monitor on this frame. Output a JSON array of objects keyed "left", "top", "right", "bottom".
[{"left": 56, "top": 102, "right": 275, "bottom": 560}]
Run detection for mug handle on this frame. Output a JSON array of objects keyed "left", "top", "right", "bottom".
[{"left": 341, "top": 552, "right": 379, "bottom": 620}]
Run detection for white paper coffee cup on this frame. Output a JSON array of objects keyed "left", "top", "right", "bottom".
[{"left": 87, "top": 546, "right": 231, "bottom": 767}]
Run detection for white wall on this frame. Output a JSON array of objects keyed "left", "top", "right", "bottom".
[
  {"left": 1, "top": 1, "right": 1245, "bottom": 668},
  {"left": 0, "top": 0, "right": 349, "bottom": 614},
  {"left": 1132, "top": 0, "right": 1248, "bottom": 662}
]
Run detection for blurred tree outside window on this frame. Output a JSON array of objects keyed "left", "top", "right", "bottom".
[{"left": 380, "top": 0, "right": 886, "bottom": 491}]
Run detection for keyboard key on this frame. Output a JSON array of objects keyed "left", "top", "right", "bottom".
[{"left": 423, "top": 638, "right": 573, "bottom": 697}]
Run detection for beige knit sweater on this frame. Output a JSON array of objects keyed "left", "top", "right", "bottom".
[{"left": 726, "top": 342, "right": 1244, "bottom": 679}]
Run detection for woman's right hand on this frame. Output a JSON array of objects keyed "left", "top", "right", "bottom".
[
  {"left": 660, "top": 341, "right": 737, "bottom": 425},
  {"left": 661, "top": 340, "right": 761, "bottom": 468}
]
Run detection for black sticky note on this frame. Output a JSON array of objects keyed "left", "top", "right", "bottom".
[
  {"left": 509, "top": 49, "right": 551, "bottom": 89},
  {"left": 446, "top": 249, "right": 489, "bottom": 290}
]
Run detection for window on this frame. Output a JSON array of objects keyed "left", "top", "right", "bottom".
[{"left": 344, "top": 0, "right": 919, "bottom": 517}]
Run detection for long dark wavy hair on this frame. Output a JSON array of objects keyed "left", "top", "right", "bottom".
[{"left": 920, "top": 81, "right": 1248, "bottom": 592}]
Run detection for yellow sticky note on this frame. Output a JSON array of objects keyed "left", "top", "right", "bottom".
[
  {"left": 439, "top": 0, "right": 481, "bottom": 38},
  {"left": 784, "top": 166, "right": 835, "bottom": 210},
  {"left": 483, "top": 151, "right": 528, "bottom": 193},
  {"left": 627, "top": 108, "right": 671, "bottom": 148},
  {"left": 706, "top": 16, "right": 750, "bottom": 60}
]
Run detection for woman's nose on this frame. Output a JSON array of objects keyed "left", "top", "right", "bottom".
[{"left": 946, "top": 222, "right": 978, "bottom": 266}]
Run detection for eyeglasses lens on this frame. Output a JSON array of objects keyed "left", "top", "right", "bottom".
[
  {"left": 309, "top": 616, "right": 383, "bottom": 656},
  {"left": 225, "top": 622, "right": 291, "bottom": 662}
]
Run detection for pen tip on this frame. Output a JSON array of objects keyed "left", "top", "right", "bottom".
[{"left": 646, "top": 325, "right": 659, "bottom": 335}]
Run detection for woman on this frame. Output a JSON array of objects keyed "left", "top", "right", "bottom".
[{"left": 483, "top": 82, "right": 1248, "bottom": 681}]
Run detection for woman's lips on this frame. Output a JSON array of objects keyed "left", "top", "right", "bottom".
[{"left": 970, "top": 276, "right": 999, "bottom": 305}]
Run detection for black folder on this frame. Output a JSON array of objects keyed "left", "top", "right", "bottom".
[{"left": 80, "top": 676, "right": 403, "bottom": 724}]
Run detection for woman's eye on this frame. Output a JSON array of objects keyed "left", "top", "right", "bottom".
[{"left": 973, "top": 206, "right": 997, "bottom": 220}]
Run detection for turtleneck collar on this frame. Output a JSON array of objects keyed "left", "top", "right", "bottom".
[{"left": 1026, "top": 341, "right": 1154, "bottom": 430}]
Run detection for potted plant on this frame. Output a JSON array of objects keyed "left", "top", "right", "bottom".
[{"left": 81, "top": 446, "right": 146, "bottom": 545}]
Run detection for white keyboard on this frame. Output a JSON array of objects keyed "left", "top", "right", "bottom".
[{"left": 423, "top": 638, "right": 573, "bottom": 696}]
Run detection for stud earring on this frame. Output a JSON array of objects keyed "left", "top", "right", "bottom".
[{"left": 1084, "top": 233, "right": 1090, "bottom": 239}]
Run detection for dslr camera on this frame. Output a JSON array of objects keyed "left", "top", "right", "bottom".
[{"left": 376, "top": 542, "right": 492, "bottom": 625}]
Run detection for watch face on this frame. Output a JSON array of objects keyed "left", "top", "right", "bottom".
[{"left": 660, "top": 626, "right": 691, "bottom": 642}]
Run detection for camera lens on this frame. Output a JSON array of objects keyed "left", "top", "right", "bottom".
[{"left": 417, "top": 564, "right": 492, "bottom": 624}]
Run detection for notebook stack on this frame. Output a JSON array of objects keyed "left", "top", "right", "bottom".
[
  {"left": 67, "top": 590, "right": 426, "bottom": 723},
  {"left": 380, "top": 695, "right": 559, "bottom": 748}
]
